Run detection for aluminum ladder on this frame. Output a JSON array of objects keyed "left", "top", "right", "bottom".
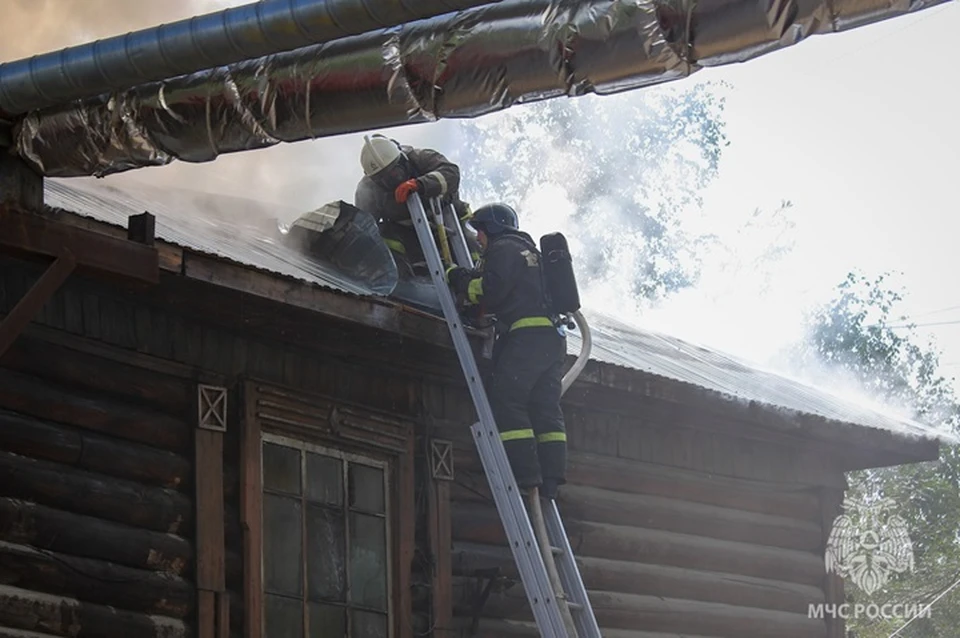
[{"left": 407, "top": 194, "right": 601, "bottom": 638}]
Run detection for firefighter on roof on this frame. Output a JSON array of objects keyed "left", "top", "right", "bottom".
[
  {"left": 446, "top": 203, "right": 568, "bottom": 499},
  {"left": 356, "top": 134, "right": 478, "bottom": 277}
]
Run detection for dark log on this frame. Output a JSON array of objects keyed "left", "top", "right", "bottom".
[
  {"left": 0, "top": 451, "right": 191, "bottom": 534},
  {"left": 456, "top": 588, "right": 826, "bottom": 638},
  {"left": 0, "top": 540, "right": 192, "bottom": 618},
  {"left": 446, "top": 439, "right": 822, "bottom": 521},
  {"left": 0, "top": 497, "right": 191, "bottom": 576},
  {"left": 553, "top": 484, "right": 820, "bottom": 552},
  {"left": 0, "top": 368, "right": 190, "bottom": 451},
  {"left": 1, "top": 334, "right": 192, "bottom": 414},
  {"left": 451, "top": 503, "right": 824, "bottom": 587},
  {"left": 0, "top": 584, "right": 188, "bottom": 638},
  {"left": 0, "top": 408, "right": 191, "bottom": 491},
  {"left": 456, "top": 617, "right": 725, "bottom": 638},
  {"left": 449, "top": 549, "right": 823, "bottom": 615},
  {"left": 448, "top": 481, "right": 822, "bottom": 554},
  {"left": 0, "top": 627, "right": 64, "bottom": 638}
]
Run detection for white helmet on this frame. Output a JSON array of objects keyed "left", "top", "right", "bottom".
[{"left": 361, "top": 134, "right": 405, "bottom": 179}]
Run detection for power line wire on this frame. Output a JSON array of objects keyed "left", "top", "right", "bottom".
[
  {"left": 888, "top": 574, "right": 960, "bottom": 637},
  {"left": 887, "top": 319, "right": 960, "bottom": 330}
]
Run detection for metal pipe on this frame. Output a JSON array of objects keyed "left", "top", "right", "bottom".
[
  {"left": 12, "top": 0, "right": 949, "bottom": 178},
  {"left": 0, "top": 0, "right": 502, "bottom": 117}
]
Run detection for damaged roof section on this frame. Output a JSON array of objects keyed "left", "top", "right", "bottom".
[{"left": 44, "top": 179, "right": 952, "bottom": 446}]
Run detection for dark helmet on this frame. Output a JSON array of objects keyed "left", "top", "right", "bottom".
[{"left": 470, "top": 203, "right": 519, "bottom": 235}]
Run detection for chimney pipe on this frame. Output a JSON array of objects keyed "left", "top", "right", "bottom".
[
  {"left": 0, "top": 0, "right": 502, "bottom": 117},
  {"left": 11, "top": 0, "right": 947, "bottom": 179}
]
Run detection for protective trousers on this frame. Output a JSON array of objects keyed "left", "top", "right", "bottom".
[{"left": 488, "top": 326, "right": 567, "bottom": 491}]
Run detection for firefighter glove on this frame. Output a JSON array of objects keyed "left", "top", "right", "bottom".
[
  {"left": 394, "top": 179, "right": 419, "bottom": 204},
  {"left": 446, "top": 266, "right": 471, "bottom": 294}
]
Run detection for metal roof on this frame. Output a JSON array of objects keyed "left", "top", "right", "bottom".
[
  {"left": 566, "top": 315, "right": 945, "bottom": 441},
  {"left": 45, "top": 179, "right": 377, "bottom": 297},
  {"left": 45, "top": 179, "right": 949, "bottom": 443}
]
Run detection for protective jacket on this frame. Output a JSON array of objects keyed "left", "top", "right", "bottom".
[
  {"left": 458, "top": 230, "right": 555, "bottom": 332},
  {"left": 355, "top": 145, "right": 471, "bottom": 223},
  {"left": 355, "top": 145, "right": 477, "bottom": 274}
]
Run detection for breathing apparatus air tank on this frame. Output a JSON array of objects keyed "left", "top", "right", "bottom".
[{"left": 539, "top": 232, "right": 580, "bottom": 314}]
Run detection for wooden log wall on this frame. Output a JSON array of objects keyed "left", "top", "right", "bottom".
[
  {"left": 1, "top": 247, "right": 851, "bottom": 638},
  {"left": 422, "top": 378, "right": 846, "bottom": 638},
  {"left": 0, "top": 255, "right": 441, "bottom": 638},
  {"left": 0, "top": 348, "right": 196, "bottom": 638}
]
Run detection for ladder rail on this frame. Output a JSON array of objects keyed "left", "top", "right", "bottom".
[
  {"left": 406, "top": 194, "right": 569, "bottom": 636},
  {"left": 442, "top": 202, "right": 475, "bottom": 269},
  {"left": 544, "top": 499, "right": 602, "bottom": 636}
]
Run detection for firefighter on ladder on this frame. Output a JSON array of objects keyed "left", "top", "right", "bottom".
[
  {"left": 445, "top": 203, "right": 568, "bottom": 499},
  {"left": 355, "top": 134, "right": 479, "bottom": 277}
]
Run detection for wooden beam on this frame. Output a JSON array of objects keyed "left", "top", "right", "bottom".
[
  {"left": 240, "top": 382, "right": 263, "bottom": 638},
  {"left": 182, "top": 251, "right": 482, "bottom": 353},
  {"left": 0, "top": 207, "right": 159, "bottom": 284},
  {"left": 196, "top": 385, "right": 227, "bottom": 638},
  {"left": 0, "top": 249, "right": 75, "bottom": 358},
  {"left": 0, "top": 153, "right": 42, "bottom": 211},
  {"left": 428, "top": 477, "right": 453, "bottom": 637},
  {"left": 396, "top": 436, "right": 416, "bottom": 638}
]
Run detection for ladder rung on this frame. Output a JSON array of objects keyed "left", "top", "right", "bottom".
[
  {"left": 550, "top": 546, "right": 563, "bottom": 556},
  {"left": 567, "top": 601, "right": 583, "bottom": 612}
]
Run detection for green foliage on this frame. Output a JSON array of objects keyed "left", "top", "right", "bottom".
[
  {"left": 796, "top": 272, "right": 960, "bottom": 637},
  {"left": 455, "top": 82, "right": 731, "bottom": 304}
]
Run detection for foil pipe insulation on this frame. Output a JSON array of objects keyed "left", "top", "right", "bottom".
[
  {"left": 13, "top": 0, "right": 948, "bottom": 178},
  {"left": 0, "top": 0, "right": 504, "bottom": 117}
]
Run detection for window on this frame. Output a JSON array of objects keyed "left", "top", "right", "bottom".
[{"left": 261, "top": 435, "right": 391, "bottom": 638}]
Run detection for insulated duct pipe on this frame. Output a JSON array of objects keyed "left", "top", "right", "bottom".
[
  {"left": 0, "top": 0, "right": 502, "bottom": 117},
  {"left": 13, "top": 0, "right": 948, "bottom": 178}
]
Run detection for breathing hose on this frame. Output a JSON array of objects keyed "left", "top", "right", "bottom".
[{"left": 560, "top": 310, "right": 591, "bottom": 396}]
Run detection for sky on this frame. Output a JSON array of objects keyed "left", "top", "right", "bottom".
[{"left": 2, "top": 0, "right": 960, "bottom": 415}]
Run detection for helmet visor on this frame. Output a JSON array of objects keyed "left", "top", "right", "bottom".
[{"left": 371, "top": 154, "right": 411, "bottom": 191}]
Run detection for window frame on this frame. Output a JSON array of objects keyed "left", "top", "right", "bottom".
[{"left": 260, "top": 432, "right": 394, "bottom": 638}]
